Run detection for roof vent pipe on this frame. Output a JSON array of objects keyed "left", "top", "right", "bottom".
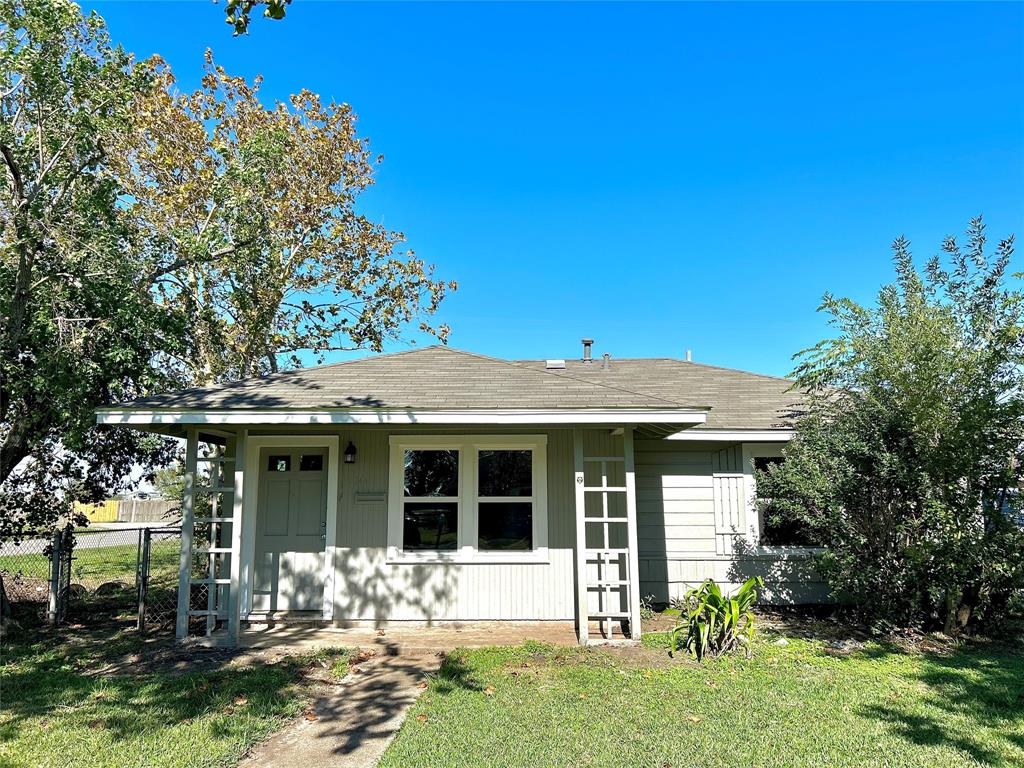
[
  {"left": 686, "top": 349, "right": 692, "bottom": 362},
  {"left": 602, "top": 353, "right": 611, "bottom": 370},
  {"left": 581, "top": 338, "right": 594, "bottom": 364}
]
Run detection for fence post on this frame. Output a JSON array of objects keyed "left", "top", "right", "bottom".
[
  {"left": 47, "top": 529, "right": 62, "bottom": 626},
  {"left": 135, "top": 527, "right": 143, "bottom": 591},
  {"left": 137, "top": 527, "right": 152, "bottom": 631}
]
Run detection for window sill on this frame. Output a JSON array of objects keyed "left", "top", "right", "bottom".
[{"left": 386, "top": 550, "right": 550, "bottom": 566}]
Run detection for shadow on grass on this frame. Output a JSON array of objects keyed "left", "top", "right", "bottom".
[
  {"left": 842, "top": 643, "right": 1024, "bottom": 765},
  {"left": 432, "top": 652, "right": 484, "bottom": 695},
  {"left": 0, "top": 618, "right": 304, "bottom": 748}
]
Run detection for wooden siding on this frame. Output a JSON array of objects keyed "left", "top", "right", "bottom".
[
  {"left": 239, "top": 428, "right": 828, "bottom": 622},
  {"left": 327, "top": 427, "right": 576, "bottom": 622},
  {"left": 634, "top": 439, "right": 828, "bottom": 604}
]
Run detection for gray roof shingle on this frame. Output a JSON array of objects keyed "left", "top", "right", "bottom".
[
  {"left": 106, "top": 347, "right": 802, "bottom": 430},
  {"left": 516, "top": 358, "right": 803, "bottom": 430}
]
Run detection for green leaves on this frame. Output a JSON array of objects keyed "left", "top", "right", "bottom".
[
  {"left": 224, "top": 0, "right": 292, "bottom": 36},
  {"left": 669, "top": 577, "right": 763, "bottom": 662},
  {"left": 113, "top": 53, "right": 455, "bottom": 385},
  {"left": 760, "top": 218, "right": 1024, "bottom": 633},
  {"left": 0, "top": 1, "right": 180, "bottom": 538}
]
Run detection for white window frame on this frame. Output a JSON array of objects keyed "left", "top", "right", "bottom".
[
  {"left": 387, "top": 434, "right": 549, "bottom": 564},
  {"left": 742, "top": 442, "right": 821, "bottom": 555}
]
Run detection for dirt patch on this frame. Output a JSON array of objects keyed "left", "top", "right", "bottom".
[
  {"left": 641, "top": 612, "right": 678, "bottom": 632},
  {"left": 755, "top": 607, "right": 871, "bottom": 644},
  {"left": 89, "top": 638, "right": 247, "bottom": 677}
]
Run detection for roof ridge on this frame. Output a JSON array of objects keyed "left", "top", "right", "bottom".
[
  {"left": 670, "top": 358, "right": 795, "bottom": 384},
  {"left": 294, "top": 344, "right": 446, "bottom": 374},
  {"left": 122, "top": 345, "right": 447, "bottom": 401},
  {"left": 516, "top": 357, "right": 678, "bottom": 364},
  {"left": 516, "top": 356, "right": 795, "bottom": 383}
]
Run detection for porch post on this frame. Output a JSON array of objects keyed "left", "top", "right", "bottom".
[
  {"left": 623, "top": 427, "right": 642, "bottom": 639},
  {"left": 572, "top": 428, "right": 589, "bottom": 645},
  {"left": 227, "top": 428, "right": 247, "bottom": 644},
  {"left": 175, "top": 426, "right": 198, "bottom": 642}
]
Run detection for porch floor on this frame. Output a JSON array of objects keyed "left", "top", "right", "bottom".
[{"left": 238, "top": 621, "right": 579, "bottom": 654}]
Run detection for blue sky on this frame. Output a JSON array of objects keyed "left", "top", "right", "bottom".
[{"left": 90, "top": 1, "right": 1023, "bottom": 377}]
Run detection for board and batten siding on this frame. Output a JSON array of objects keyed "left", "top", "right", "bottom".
[
  {"left": 328, "top": 427, "right": 577, "bottom": 623},
  {"left": 634, "top": 439, "right": 828, "bottom": 604}
]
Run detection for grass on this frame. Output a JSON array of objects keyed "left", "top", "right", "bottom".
[
  {"left": 380, "top": 634, "right": 1024, "bottom": 768},
  {"left": 0, "top": 540, "right": 179, "bottom": 591},
  {"left": 0, "top": 622, "right": 349, "bottom": 768}
]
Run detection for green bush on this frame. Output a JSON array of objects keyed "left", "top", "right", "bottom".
[
  {"left": 758, "top": 220, "right": 1024, "bottom": 634},
  {"left": 669, "top": 577, "right": 762, "bottom": 661}
]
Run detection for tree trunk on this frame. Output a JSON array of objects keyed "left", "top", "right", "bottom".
[
  {"left": 943, "top": 587, "right": 976, "bottom": 636},
  {"left": 0, "top": 574, "right": 13, "bottom": 637},
  {"left": 943, "top": 590, "right": 960, "bottom": 636}
]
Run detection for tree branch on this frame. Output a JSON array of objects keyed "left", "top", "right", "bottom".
[
  {"left": 0, "top": 142, "right": 25, "bottom": 201},
  {"left": 146, "top": 239, "right": 255, "bottom": 284}
]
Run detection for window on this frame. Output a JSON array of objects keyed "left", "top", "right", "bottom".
[
  {"left": 401, "top": 449, "right": 459, "bottom": 552},
  {"left": 268, "top": 455, "right": 291, "bottom": 472},
  {"left": 299, "top": 454, "right": 324, "bottom": 472},
  {"left": 387, "top": 436, "right": 548, "bottom": 562},
  {"left": 752, "top": 455, "right": 816, "bottom": 547},
  {"left": 477, "top": 450, "right": 533, "bottom": 551}
]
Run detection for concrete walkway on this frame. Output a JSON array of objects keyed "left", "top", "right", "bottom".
[
  {"left": 238, "top": 623, "right": 577, "bottom": 767},
  {"left": 240, "top": 651, "right": 439, "bottom": 768}
]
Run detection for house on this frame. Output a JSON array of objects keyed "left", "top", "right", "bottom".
[{"left": 96, "top": 342, "right": 825, "bottom": 647}]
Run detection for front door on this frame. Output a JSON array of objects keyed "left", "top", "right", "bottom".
[{"left": 253, "top": 448, "right": 328, "bottom": 612}]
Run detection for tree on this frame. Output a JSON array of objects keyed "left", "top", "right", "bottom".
[
  {"left": 223, "top": 0, "right": 291, "bottom": 36},
  {"left": 757, "top": 218, "right": 1024, "bottom": 633},
  {"left": 152, "top": 462, "right": 185, "bottom": 503},
  {"left": 1, "top": 2, "right": 455, "bottom": 547},
  {"left": 0, "top": 0, "right": 178, "bottom": 540},
  {"left": 112, "top": 53, "right": 455, "bottom": 385}
]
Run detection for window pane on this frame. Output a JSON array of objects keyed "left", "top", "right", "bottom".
[
  {"left": 267, "top": 455, "right": 290, "bottom": 472},
  {"left": 478, "top": 450, "right": 532, "bottom": 497},
  {"left": 299, "top": 454, "right": 324, "bottom": 471},
  {"left": 754, "top": 456, "right": 784, "bottom": 473},
  {"left": 478, "top": 502, "right": 532, "bottom": 551},
  {"left": 403, "top": 502, "right": 458, "bottom": 551},
  {"left": 404, "top": 450, "right": 458, "bottom": 497},
  {"left": 754, "top": 456, "right": 816, "bottom": 546},
  {"left": 761, "top": 506, "right": 817, "bottom": 546}
]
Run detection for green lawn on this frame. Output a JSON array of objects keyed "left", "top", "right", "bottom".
[
  {"left": 0, "top": 625, "right": 349, "bottom": 768},
  {"left": 380, "top": 634, "right": 1024, "bottom": 768},
  {"left": 3, "top": 620, "right": 1021, "bottom": 768}
]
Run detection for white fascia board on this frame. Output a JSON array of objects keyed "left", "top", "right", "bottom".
[
  {"left": 96, "top": 408, "right": 709, "bottom": 427},
  {"left": 667, "top": 429, "right": 793, "bottom": 442}
]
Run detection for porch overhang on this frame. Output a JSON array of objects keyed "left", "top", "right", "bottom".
[
  {"left": 96, "top": 407, "right": 707, "bottom": 434},
  {"left": 666, "top": 428, "right": 793, "bottom": 442}
]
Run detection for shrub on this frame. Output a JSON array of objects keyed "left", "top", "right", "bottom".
[
  {"left": 669, "top": 577, "right": 763, "bottom": 661},
  {"left": 758, "top": 220, "right": 1024, "bottom": 634}
]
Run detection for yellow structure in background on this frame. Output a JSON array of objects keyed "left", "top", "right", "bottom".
[{"left": 74, "top": 499, "right": 119, "bottom": 523}]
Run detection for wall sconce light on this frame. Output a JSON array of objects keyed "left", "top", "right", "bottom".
[{"left": 344, "top": 441, "right": 357, "bottom": 464}]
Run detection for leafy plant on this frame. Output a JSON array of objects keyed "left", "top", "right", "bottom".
[
  {"left": 758, "top": 219, "right": 1024, "bottom": 634},
  {"left": 639, "top": 594, "right": 657, "bottom": 621},
  {"left": 669, "top": 577, "right": 763, "bottom": 661}
]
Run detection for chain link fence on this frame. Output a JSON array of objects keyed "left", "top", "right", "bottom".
[
  {"left": 0, "top": 530, "right": 56, "bottom": 606},
  {"left": 137, "top": 527, "right": 183, "bottom": 630},
  {"left": 0, "top": 525, "right": 182, "bottom": 632}
]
